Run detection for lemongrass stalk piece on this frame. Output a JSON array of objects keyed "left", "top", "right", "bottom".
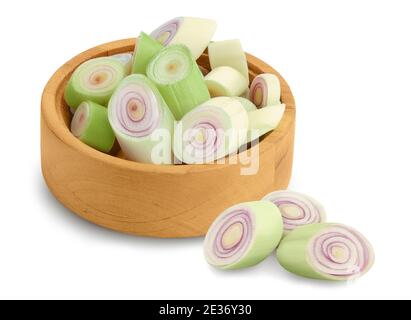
[
  {"left": 110, "top": 52, "right": 133, "bottom": 74},
  {"left": 108, "top": 74, "right": 175, "bottom": 164},
  {"left": 277, "top": 223, "right": 375, "bottom": 281},
  {"left": 132, "top": 32, "right": 163, "bottom": 75},
  {"left": 248, "top": 74, "right": 281, "bottom": 107},
  {"left": 262, "top": 190, "right": 326, "bottom": 235},
  {"left": 64, "top": 57, "right": 126, "bottom": 110},
  {"left": 205, "top": 66, "right": 248, "bottom": 97},
  {"left": 71, "top": 101, "right": 115, "bottom": 153},
  {"left": 208, "top": 39, "right": 249, "bottom": 82},
  {"left": 147, "top": 44, "right": 210, "bottom": 120},
  {"left": 233, "top": 97, "right": 257, "bottom": 112},
  {"left": 174, "top": 97, "right": 248, "bottom": 164},
  {"left": 150, "top": 17, "right": 217, "bottom": 60},
  {"left": 204, "top": 201, "right": 283, "bottom": 270}
]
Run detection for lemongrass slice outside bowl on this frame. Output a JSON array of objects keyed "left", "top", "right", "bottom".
[
  {"left": 41, "top": 38, "right": 296, "bottom": 238},
  {"left": 277, "top": 223, "right": 375, "bottom": 281},
  {"left": 204, "top": 201, "right": 283, "bottom": 270},
  {"left": 262, "top": 190, "right": 326, "bottom": 235}
]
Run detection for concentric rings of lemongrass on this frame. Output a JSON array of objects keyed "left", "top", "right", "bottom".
[
  {"left": 150, "top": 17, "right": 182, "bottom": 46},
  {"left": 108, "top": 74, "right": 175, "bottom": 164},
  {"left": 248, "top": 74, "right": 281, "bottom": 108},
  {"left": 71, "top": 102, "right": 90, "bottom": 137},
  {"left": 174, "top": 97, "right": 248, "bottom": 164},
  {"left": 204, "top": 201, "right": 283, "bottom": 270},
  {"left": 147, "top": 45, "right": 210, "bottom": 120},
  {"left": 70, "top": 101, "right": 115, "bottom": 153},
  {"left": 150, "top": 17, "right": 217, "bottom": 60},
  {"left": 277, "top": 223, "right": 374, "bottom": 281},
  {"left": 64, "top": 57, "right": 126, "bottom": 110},
  {"left": 262, "top": 190, "right": 326, "bottom": 233}
]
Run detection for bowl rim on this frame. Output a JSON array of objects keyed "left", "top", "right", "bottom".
[{"left": 41, "top": 38, "right": 295, "bottom": 174}]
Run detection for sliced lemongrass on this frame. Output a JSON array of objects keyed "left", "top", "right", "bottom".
[
  {"left": 204, "top": 201, "right": 283, "bottom": 270},
  {"left": 64, "top": 57, "right": 126, "bottom": 110},
  {"left": 174, "top": 97, "right": 248, "bottom": 164},
  {"left": 132, "top": 32, "right": 163, "bottom": 75},
  {"left": 150, "top": 17, "right": 217, "bottom": 60},
  {"left": 248, "top": 73, "right": 281, "bottom": 107},
  {"left": 205, "top": 66, "right": 248, "bottom": 97},
  {"left": 108, "top": 74, "right": 175, "bottom": 164},
  {"left": 277, "top": 223, "right": 375, "bottom": 281},
  {"left": 247, "top": 104, "right": 286, "bottom": 142},
  {"left": 71, "top": 101, "right": 115, "bottom": 153},
  {"left": 147, "top": 44, "right": 210, "bottom": 120},
  {"left": 262, "top": 190, "right": 326, "bottom": 234},
  {"left": 110, "top": 52, "right": 133, "bottom": 74},
  {"left": 208, "top": 39, "right": 249, "bottom": 83},
  {"left": 233, "top": 97, "right": 257, "bottom": 112}
]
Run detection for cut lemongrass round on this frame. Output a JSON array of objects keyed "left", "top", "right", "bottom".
[
  {"left": 64, "top": 57, "right": 126, "bottom": 110},
  {"left": 204, "top": 201, "right": 283, "bottom": 270},
  {"left": 277, "top": 223, "right": 375, "bottom": 281},
  {"left": 150, "top": 17, "right": 217, "bottom": 60},
  {"left": 147, "top": 44, "right": 210, "bottom": 120},
  {"left": 262, "top": 190, "right": 326, "bottom": 234},
  {"left": 110, "top": 52, "right": 133, "bottom": 74},
  {"left": 108, "top": 74, "right": 175, "bottom": 164},
  {"left": 70, "top": 101, "right": 115, "bottom": 153},
  {"left": 208, "top": 39, "right": 249, "bottom": 83},
  {"left": 132, "top": 32, "right": 163, "bottom": 75},
  {"left": 233, "top": 97, "right": 257, "bottom": 112},
  {"left": 174, "top": 97, "right": 248, "bottom": 164},
  {"left": 247, "top": 104, "right": 286, "bottom": 142},
  {"left": 205, "top": 66, "right": 248, "bottom": 97},
  {"left": 248, "top": 73, "right": 281, "bottom": 107}
]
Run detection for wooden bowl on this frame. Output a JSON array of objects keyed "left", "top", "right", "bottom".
[{"left": 41, "top": 39, "right": 296, "bottom": 238}]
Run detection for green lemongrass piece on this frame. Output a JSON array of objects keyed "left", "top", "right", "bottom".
[
  {"left": 108, "top": 74, "right": 175, "bottom": 164},
  {"left": 150, "top": 17, "right": 217, "bottom": 60},
  {"left": 233, "top": 97, "right": 257, "bottom": 112},
  {"left": 262, "top": 190, "right": 326, "bottom": 235},
  {"left": 147, "top": 44, "right": 210, "bottom": 120},
  {"left": 205, "top": 66, "right": 248, "bottom": 97},
  {"left": 64, "top": 57, "right": 126, "bottom": 110},
  {"left": 71, "top": 101, "right": 115, "bottom": 153},
  {"left": 247, "top": 104, "right": 285, "bottom": 142},
  {"left": 248, "top": 73, "right": 281, "bottom": 107},
  {"left": 174, "top": 97, "right": 248, "bottom": 164},
  {"left": 204, "top": 201, "right": 283, "bottom": 270},
  {"left": 132, "top": 32, "right": 163, "bottom": 75},
  {"left": 277, "top": 223, "right": 375, "bottom": 281},
  {"left": 208, "top": 39, "right": 249, "bottom": 83},
  {"left": 110, "top": 52, "right": 133, "bottom": 74}
]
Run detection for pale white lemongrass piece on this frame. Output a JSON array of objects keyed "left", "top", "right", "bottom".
[{"left": 205, "top": 66, "right": 248, "bottom": 97}]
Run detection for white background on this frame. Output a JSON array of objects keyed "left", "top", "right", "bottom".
[{"left": 0, "top": 0, "right": 410, "bottom": 300}]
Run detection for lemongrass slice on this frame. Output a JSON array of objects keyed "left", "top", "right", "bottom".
[
  {"left": 204, "top": 201, "right": 283, "bottom": 270},
  {"left": 233, "top": 97, "right": 257, "bottom": 112},
  {"left": 132, "top": 32, "right": 163, "bottom": 75},
  {"left": 64, "top": 57, "right": 126, "bottom": 110},
  {"left": 208, "top": 39, "right": 249, "bottom": 82},
  {"left": 277, "top": 223, "right": 375, "bottom": 281},
  {"left": 110, "top": 52, "right": 133, "bottom": 74},
  {"left": 248, "top": 74, "right": 281, "bottom": 107},
  {"left": 108, "top": 74, "right": 175, "bottom": 164},
  {"left": 247, "top": 104, "right": 286, "bottom": 142},
  {"left": 150, "top": 17, "right": 217, "bottom": 60},
  {"left": 174, "top": 97, "right": 248, "bottom": 164},
  {"left": 71, "top": 101, "right": 115, "bottom": 153},
  {"left": 262, "top": 190, "right": 326, "bottom": 234},
  {"left": 147, "top": 45, "right": 210, "bottom": 120},
  {"left": 205, "top": 66, "right": 248, "bottom": 97}
]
